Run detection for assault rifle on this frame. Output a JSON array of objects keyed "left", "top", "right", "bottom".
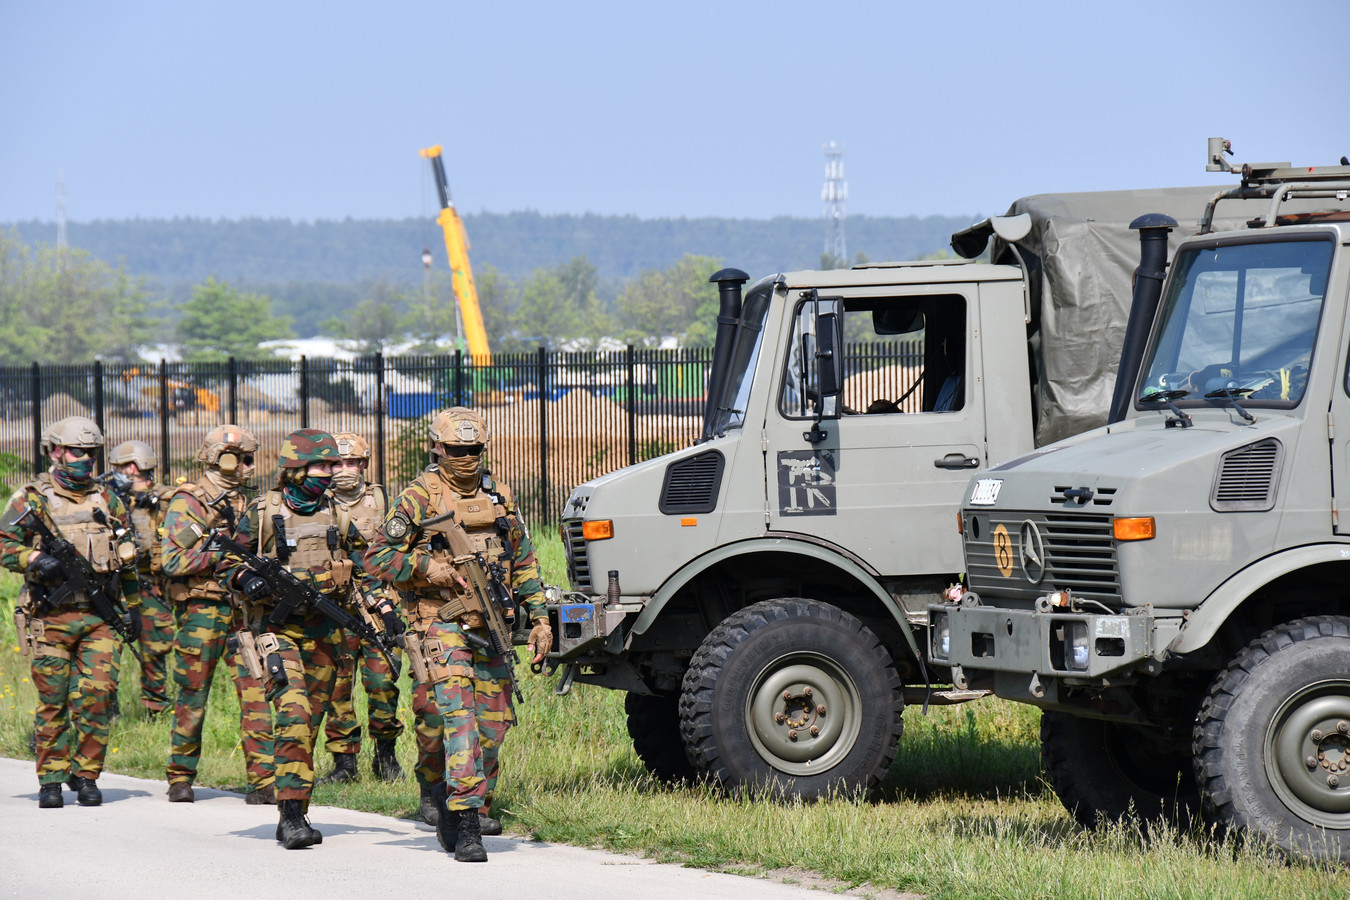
[
  {"left": 422, "top": 511, "right": 524, "bottom": 703},
  {"left": 15, "top": 506, "right": 143, "bottom": 662},
  {"left": 204, "top": 530, "right": 399, "bottom": 673}
]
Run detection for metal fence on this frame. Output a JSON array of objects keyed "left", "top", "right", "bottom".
[{"left": 0, "top": 341, "right": 921, "bottom": 526}]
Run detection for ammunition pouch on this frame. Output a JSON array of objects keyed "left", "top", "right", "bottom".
[
  {"left": 328, "top": 558, "right": 353, "bottom": 589},
  {"left": 257, "top": 631, "right": 298, "bottom": 693}
]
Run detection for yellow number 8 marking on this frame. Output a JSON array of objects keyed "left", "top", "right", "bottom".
[{"left": 993, "top": 524, "right": 1013, "bottom": 577}]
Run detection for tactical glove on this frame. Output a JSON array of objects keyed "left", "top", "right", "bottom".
[
  {"left": 237, "top": 569, "right": 272, "bottom": 602},
  {"left": 121, "top": 610, "right": 143, "bottom": 642},
  {"left": 528, "top": 618, "right": 553, "bottom": 661},
  {"left": 380, "top": 608, "right": 406, "bottom": 637},
  {"left": 422, "top": 557, "right": 460, "bottom": 588},
  {"left": 28, "top": 552, "right": 64, "bottom": 586}
]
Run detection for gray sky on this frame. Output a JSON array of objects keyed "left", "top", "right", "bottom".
[{"left": 4, "top": 0, "right": 1347, "bottom": 223}]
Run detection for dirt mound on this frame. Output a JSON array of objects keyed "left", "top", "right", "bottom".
[{"left": 41, "top": 392, "right": 92, "bottom": 422}]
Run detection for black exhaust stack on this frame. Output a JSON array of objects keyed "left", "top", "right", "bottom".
[
  {"left": 701, "top": 268, "right": 750, "bottom": 441},
  {"left": 1109, "top": 214, "right": 1177, "bottom": 424}
]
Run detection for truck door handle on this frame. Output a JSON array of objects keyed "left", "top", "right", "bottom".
[{"left": 934, "top": 453, "right": 980, "bottom": 470}]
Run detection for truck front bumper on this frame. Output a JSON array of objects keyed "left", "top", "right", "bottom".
[{"left": 927, "top": 595, "right": 1164, "bottom": 683}]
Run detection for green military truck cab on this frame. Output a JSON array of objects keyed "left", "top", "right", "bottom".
[
  {"left": 548, "top": 182, "right": 1288, "bottom": 800},
  {"left": 934, "top": 143, "right": 1350, "bottom": 859}
]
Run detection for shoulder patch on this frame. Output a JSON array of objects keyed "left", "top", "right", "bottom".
[{"left": 384, "top": 513, "right": 411, "bottom": 541}]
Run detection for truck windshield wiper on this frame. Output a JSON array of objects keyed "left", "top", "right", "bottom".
[
  {"left": 1204, "top": 386, "right": 1256, "bottom": 423},
  {"left": 1139, "top": 388, "right": 1193, "bottom": 428}
]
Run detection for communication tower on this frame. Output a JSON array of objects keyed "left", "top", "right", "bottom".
[{"left": 822, "top": 142, "right": 848, "bottom": 265}]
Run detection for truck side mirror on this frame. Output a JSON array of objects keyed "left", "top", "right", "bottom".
[{"left": 817, "top": 311, "right": 844, "bottom": 406}]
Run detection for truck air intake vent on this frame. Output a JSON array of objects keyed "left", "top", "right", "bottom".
[
  {"left": 659, "top": 450, "right": 726, "bottom": 515},
  {"left": 1211, "top": 439, "right": 1283, "bottom": 512},
  {"left": 1050, "top": 486, "right": 1117, "bottom": 507}
]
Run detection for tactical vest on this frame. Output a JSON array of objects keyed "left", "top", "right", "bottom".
[
  {"left": 336, "top": 484, "right": 387, "bottom": 543},
  {"left": 30, "top": 474, "right": 122, "bottom": 575},
  {"left": 256, "top": 491, "right": 350, "bottom": 597},
  {"left": 129, "top": 483, "right": 168, "bottom": 575},
  {"left": 404, "top": 470, "right": 510, "bottom": 628},
  {"left": 166, "top": 479, "right": 248, "bottom": 601}
]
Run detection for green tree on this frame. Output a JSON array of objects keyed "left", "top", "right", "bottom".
[
  {"left": 175, "top": 277, "right": 294, "bottom": 362},
  {"left": 503, "top": 256, "right": 612, "bottom": 351},
  {"left": 321, "top": 277, "right": 406, "bottom": 353},
  {"left": 614, "top": 254, "right": 723, "bottom": 347},
  {"left": 0, "top": 230, "right": 154, "bottom": 364},
  {"left": 403, "top": 271, "right": 459, "bottom": 353}
]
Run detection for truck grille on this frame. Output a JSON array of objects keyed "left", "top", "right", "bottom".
[
  {"left": 562, "top": 518, "right": 593, "bottom": 592},
  {"left": 964, "top": 511, "right": 1120, "bottom": 605}
]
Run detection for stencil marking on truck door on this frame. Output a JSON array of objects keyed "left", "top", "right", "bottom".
[{"left": 777, "top": 450, "right": 837, "bottom": 516}]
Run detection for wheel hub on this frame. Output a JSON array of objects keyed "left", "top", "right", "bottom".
[
  {"left": 1267, "top": 683, "right": 1350, "bottom": 826},
  {"left": 746, "top": 655, "right": 861, "bottom": 775}
]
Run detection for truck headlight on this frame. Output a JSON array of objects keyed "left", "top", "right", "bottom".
[
  {"left": 1067, "top": 622, "right": 1090, "bottom": 670},
  {"left": 933, "top": 612, "right": 951, "bottom": 660}
]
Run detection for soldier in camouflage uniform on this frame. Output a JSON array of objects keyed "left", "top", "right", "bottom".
[
  {"left": 105, "top": 440, "right": 175, "bottom": 716},
  {"left": 364, "top": 407, "right": 552, "bottom": 862},
  {"left": 162, "top": 425, "right": 276, "bottom": 805},
  {"left": 317, "top": 432, "right": 405, "bottom": 785},
  {"left": 0, "top": 416, "right": 142, "bottom": 808},
  {"left": 218, "top": 429, "right": 397, "bottom": 849}
]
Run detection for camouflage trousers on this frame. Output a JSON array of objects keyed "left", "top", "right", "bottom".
[
  {"left": 426, "top": 620, "right": 515, "bottom": 812},
  {"left": 30, "top": 608, "right": 117, "bottom": 785},
  {"left": 135, "top": 579, "right": 176, "bottom": 714},
  {"left": 266, "top": 615, "right": 340, "bottom": 802},
  {"left": 412, "top": 680, "right": 445, "bottom": 790},
  {"left": 322, "top": 628, "right": 403, "bottom": 754},
  {"left": 166, "top": 596, "right": 274, "bottom": 789}
]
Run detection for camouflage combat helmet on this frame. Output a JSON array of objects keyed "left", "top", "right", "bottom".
[
  {"left": 109, "top": 439, "right": 158, "bottom": 472},
  {"left": 333, "top": 432, "right": 370, "bottom": 461},
  {"left": 429, "top": 407, "right": 489, "bottom": 454},
  {"left": 41, "top": 416, "right": 104, "bottom": 455},
  {"left": 277, "top": 428, "right": 340, "bottom": 469},
  {"left": 196, "top": 424, "right": 259, "bottom": 466}
]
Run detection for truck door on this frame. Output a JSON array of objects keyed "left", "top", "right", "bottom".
[{"left": 762, "top": 289, "right": 986, "bottom": 575}]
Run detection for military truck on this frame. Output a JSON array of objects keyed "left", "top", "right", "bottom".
[
  {"left": 932, "top": 141, "right": 1350, "bottom": 859},
  {"left": 547, "top": 174, "right": 1324, "bottom": 800}
]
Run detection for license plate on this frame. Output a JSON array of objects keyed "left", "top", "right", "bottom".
[{"left": 970, "top": 478, "right": 1003, "bottom": 506}]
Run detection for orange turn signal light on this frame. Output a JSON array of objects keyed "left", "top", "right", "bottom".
[
  {"left": 581, "top": 520, "right": 614, "bottom": 541},
  {"left": 957, "top": 513, "right": 964, "bottom": 535},
  {"left": 1113, "top": 517, "right": 1155, "bottom": 541}
]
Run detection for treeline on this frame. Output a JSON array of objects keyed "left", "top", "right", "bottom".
[{"left": 5, "top": 211, "right": 972, "bottom": 281}]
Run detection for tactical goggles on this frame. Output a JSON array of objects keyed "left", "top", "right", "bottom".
[
  {"left": 64, "top": 446, "right": 101, "bottom": 459},
  {"left": 439, "top": 444, "right": 482, "bottom": 458}
]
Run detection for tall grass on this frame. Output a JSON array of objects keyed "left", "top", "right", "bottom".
[{"left": 1, "top": 530, "right": 1348, "bottom": 897}]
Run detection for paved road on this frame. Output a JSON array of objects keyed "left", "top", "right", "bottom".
[{"left": 0, "top": 757, "right": 836, "bottom": 900}]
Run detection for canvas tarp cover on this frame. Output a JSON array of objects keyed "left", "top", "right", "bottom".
[{"left": 988, "top": 186, "right": 1341, "bottom": 445}]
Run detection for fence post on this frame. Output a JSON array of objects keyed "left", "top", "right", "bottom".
[
  {"left": 299, "top": 355, "right": 309, "bottom": 429},
  {"left": 374, "top": 352, "right": 386, "bottom": 486},
  {"left": 159, "top": 359, "right": 171, "bottom": 483},
  {"left": 228, "top": 356, "right": 239, "bottom": 424},
  {"left": 30, "top": 362, "right": 41, "bottom": 475},
  {"left": 537, "top": 346, "right": 548, "bottom": 524},
  {"left": 626, "top": 345, "right": 637, "bottom": 465},
  {"left": 454, "top": 350, "right": 463, "bottom": 407},
  {"left": 93, "top": 360, "right": 105, "bottom": 475}
]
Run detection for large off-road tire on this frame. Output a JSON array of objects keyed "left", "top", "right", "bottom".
[
  {"left": 625, "top": 692, "right": 696, "bottom": 783},
  {"left": 678, "top": 598, "right": 903, "bottom": 799},
  {"left": 1193, "top": 615, "right": 1350, "bottom": 863},
  {"left": 1042, "top": 711, "right": 1198, "bottom": 827}
]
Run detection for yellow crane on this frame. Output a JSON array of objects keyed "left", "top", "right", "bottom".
[{"left": 420, "top": 144, "right": 491, "bottom": 362}]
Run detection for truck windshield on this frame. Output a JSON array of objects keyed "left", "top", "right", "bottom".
[
  {"left": 708, "top": 282, "right": 772, "bottom": 435},
  {"left": 1138, "top": 237, "right": 1333, "bottom": 407}
]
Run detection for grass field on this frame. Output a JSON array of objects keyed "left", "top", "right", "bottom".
[{"left": 2, "top": 529, "right": 1348, "bottom": 898}]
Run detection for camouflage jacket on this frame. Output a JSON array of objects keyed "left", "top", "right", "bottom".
[
  {"left": 215, "top": 489, "right": 379, "bottom": 603},
  {"left": 161, "top": 478, "right": 250, "bottom": 596},
  {"left": 363, "top": 467, "right": 544, "bottom": 622},
  {"left": 0, "top": 472, "right": 142, "bottom": 609}
]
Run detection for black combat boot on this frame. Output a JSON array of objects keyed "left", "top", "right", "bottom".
[
  {"left": 73, "top": 776, "right": 102, "bottom": 807},
  {"left": 454, "top": 807, "right": 488, "bottom": 862},
  {"left": 418, "top": 781, "right": 442, "bottom": 826},
  {"left": 276, "top": 799, "right": 322, "bottom": 849},
  {"left": 434, "top": 789, "right": 458, "bottom": 853},
  {"left": 38, "top": 783, "right": 63, "bottom": 808},
  {"left": 372, "top": 739, "right": 404, "bottom": 782},
  {"left": 66, "top": 772, "right": 80, "bottom": 792},
  {"left": 479, "top": 794, "right": 502, "bottom": 836},
  {"left": 167, "top": 780, "right": 195, "bottom": 803},
  {"left": 317, "top": 752, "right": 358, "bottom": 785}
]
